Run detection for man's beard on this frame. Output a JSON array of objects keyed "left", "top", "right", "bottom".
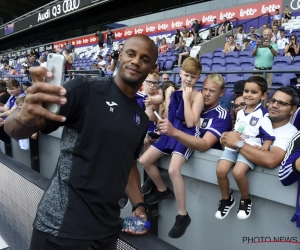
[{"left": 118, "top": 64, "right": 146, "bottom": 88}]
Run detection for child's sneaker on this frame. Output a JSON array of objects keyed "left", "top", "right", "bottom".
[
  {"left": 168, "top": 213, "right": 191, "bottom": 238},
  {"left": 215, "top": 194, "right": 236, "bottom": 219},
  {"left": 237, "top": 197, "right": 252, "bottom": 219}
]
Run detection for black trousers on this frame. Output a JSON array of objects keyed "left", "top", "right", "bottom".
[{"left": 30, "top": 229, "right": 118, "bottom": 250}]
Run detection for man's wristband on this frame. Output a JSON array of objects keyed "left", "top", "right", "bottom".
[
  {"left": 132, "top": 202, "right": 148, "bottom": 213},
  {"left": 268, "top": 45, "right": 272, "bottom": 49}
]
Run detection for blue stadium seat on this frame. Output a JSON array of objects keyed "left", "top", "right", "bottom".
[{"left": 274, "top": 56, "right": 291, "bottom": 67}]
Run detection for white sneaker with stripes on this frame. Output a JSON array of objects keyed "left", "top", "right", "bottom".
[{"left": 237, "top": 197, "right": 252, "bottom": 219}]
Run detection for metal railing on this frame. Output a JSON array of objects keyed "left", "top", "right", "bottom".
[
  {"left": 198, "top": 17, "right": 239, "bottom": 40},
  {"left": 161, "top": 69, "right": 299, "bottom": 90}
]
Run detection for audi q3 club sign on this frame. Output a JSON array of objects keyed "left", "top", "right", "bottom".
[
  {"left": 36, "top": 0, "right": 109, "bottom": 23},
  {"left": 37, "top": 0, "right": 86, "bottom": 22}
]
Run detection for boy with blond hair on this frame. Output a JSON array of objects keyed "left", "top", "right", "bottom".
[{"left": 139, "top": 57, "right": 203, "bottom": 238}]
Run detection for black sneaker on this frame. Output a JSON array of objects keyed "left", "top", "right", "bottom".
[
  {"left": 145, "top": 187, "right": 173, "bottom": 205},
  {"left": 215, "top": 194, "right": 236, "bottom": 220},
  {"left": 118, "top": 193, "right": 129, "bottom": 209},
  {"left": 141, "top": 177, "right": 154, "bottom": 195},
  {"left": 237, "top": 197, "right": 252, "bottom": 219},
  {"left": 168, "top": 213, "right": 191, "bottom": 238}
]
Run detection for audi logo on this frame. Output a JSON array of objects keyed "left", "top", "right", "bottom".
[
  {"left": 290, "top": 0, "right": 300, "bottom": 10},
  {"left": 62, "top": 0, "right": 80, "bottom": 13}
]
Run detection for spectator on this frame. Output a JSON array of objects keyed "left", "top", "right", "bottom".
[
  {"left": 191, "top": 26, "right": 200, "bottom": 46},
  {"left": 290, "top": 102, "right": 300, "bottom": 130},
  {"left": 105, "top": 54, "right": 112, "bottom": 70},
  {"left": 5, "top": 34, "right": 158, "bottom": 249},
  {"left": 97, "top": 55, "right": 106, "bottom": 71},
  {"left": 221, "top": 87, "right": 298, "bottom": 170},
  {"left": 71, "top": 48, "right": 77, "bottom": 61},
  {"left": 111, "top": 43, "right": 123, "bottom": 77},
  {"left": 277, "top": 29, "right": 289, "bottom": 50},
  {"left": 8, "top": 66, "right": 18, "bottom": 75},
  {"left": 174, "top": 40, "right": 189, "bottom": 67},
  {"left": 0, "top": 79, "right": 25, "bottom": 123},
  {"left": 182, "top": 26, "right": 191, "bottom": 38},
  {"left": 272, "top": 25, "right": 280, "bottom": 42},
  {"left": 30, "top": 55, "right": 40, "bottom": 67},
  {"left": 223, "top": 35, "right": 240, "bottom": 54},
  {"left": 155, "top": 37, "right": 160, "bottom": 48},
  {"left": 156, "top": 73, "right": 232, "bottom": 149},
  {"left": 156, "top": 83, "right": 179, "bottom": 119},
  {"left": 240, "top": 38, "right": 250, "bottom": 51},
  {"left": 231, "top": 95, "right": 246, "bottom": 127},
  {"left": 219, "top": 17, "right": 232, "bottom": 35},
  {"left": 158, "top": 38, "right": 169, "bottom": 54},
  {"left": 234, "top": 25, "right": 247, "bottom": 47},
  {"left": 262, "top": 24, "right": 269, "bottom": 30},
  {"left": 20, "top": 65, "right": 30, "bottom": 76},
  {"left": 39, "top": 56, "right": 47, "bottom": 69},
  {"left": 161, "top": 73, "right": 170, "bottom": 84},
  {"left": 191, "top": 20, "right": 200, "bottom": 34},
  {"left": 247, "top": 25, "right": 261, "bottom": 39},
  {"left": 56, "top": 45, "right": 63, "bottom": 54},
  {"left": 252, "top": 28, "right": 278, "bottom": 93},
  {"left": 106, "top": 28, "right": 115, "bottom": 46},
  {"left": 272, "top": 8, "right": 283, "bottom": 27},
  {"left": 136, "top": 72, "right": 162, "bottom": 149},
  {"left": 219, "top": 94, "right": 232, "bottom": 112},
  {"left": 140, "top": 57, "right": 204, "bottom": 239},
  {"left": 95, "top": 31, "right": 104, "bottom": 50},
  {"left": 13, "top": 54, "right": 18, "bottom": 65},
  {"left": 65, "top": 41, "right": 74, "bottom": 53},
  {"left": 64, "top": 49, "right": 73, "bottom": 74},
  {"left": 215, "top": 76, "right": 274, "bottom": 220},
  {"left": 249, "top": 34, "right": 257, "bottom": 51},
  {"left": 0, "top": 80, "right": 10, "bottom": 107},
  {"left": 284, "top": 34, "right": 299, "bottom": 57},
  {"left": 231, "top": 80, "right": 245, "bottom": 98},
  {"left": 174, "top": 29, "right": 182, "bottom": 45},
  {"left": 210, "top": 18, "right": 219, "bottom": 38},
  {"left": 283, "top": 6, "right": 292, "bottom": 23},
  {"left": 22, "top": 81, "right": 32, "bottom": 94}
]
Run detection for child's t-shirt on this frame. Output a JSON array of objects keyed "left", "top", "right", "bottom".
[
  {"left": 225, "top": 103, "right": 275, "bottom": 151},
  {"left": 5, "top": 92, "right": 26, "bottom": 110}
]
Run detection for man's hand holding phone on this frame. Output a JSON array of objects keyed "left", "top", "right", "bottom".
[
  {"left": 262, "top": 39, "right": 270, "bottom": 47},
  {"left": 15, "top": 66, "right": 67, "bottom": 127}
]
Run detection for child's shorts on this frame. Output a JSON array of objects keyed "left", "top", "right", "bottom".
[
  {"left": 152, "top": 126, "right": 199, "bottom": 160},
  {"left": 219, "top": 149, "right": 256, "bottom": 170}
]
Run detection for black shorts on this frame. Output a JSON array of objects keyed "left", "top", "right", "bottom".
[
  {"left": 98, "top": 41, "right": 104, "bottom": 47},
  {"left": 30, "top": 228, "right": 118, "bottom": 250}
]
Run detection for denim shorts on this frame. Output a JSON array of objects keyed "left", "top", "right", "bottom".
[{"left": 220, "top": 149, "right": 256, "bottom": 170}]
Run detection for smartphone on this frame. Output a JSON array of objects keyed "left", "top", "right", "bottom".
[
  {"left": 147, "top": 131, "right": 160, "bottom": 139},
  {"left": 44, "top": 53, "right": 66, "bottom": 114},
  {"left": 258, "top": 38, "right": 268, "bottom": 48}
]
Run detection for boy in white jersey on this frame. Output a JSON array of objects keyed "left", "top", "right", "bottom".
[{"left": 215, "top": 76, "right": 275, "bottom": 220}]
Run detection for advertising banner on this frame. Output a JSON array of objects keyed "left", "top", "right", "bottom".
[{"left": 54, "top": 0, "right": 282, "bottom": 48}]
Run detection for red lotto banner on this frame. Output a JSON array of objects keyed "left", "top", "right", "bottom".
[{"left": 54, "top": 0, "right": 282, "bottom": 48}]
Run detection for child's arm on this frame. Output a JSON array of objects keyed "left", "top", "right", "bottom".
[
  {"left": 183, "top": 88, "right": 204, "bottom": 128},
  {"left": 260, "top": 140, "right": 273, "bottom": 151},
  {"left": 0, "top": 106, "right": 17, "bottom": 118},
  {"left": 164, "top": 86, "right": 175, "bottom": 119}
]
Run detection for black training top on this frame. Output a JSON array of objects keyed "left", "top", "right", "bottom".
[{"left": 34, "top": 76, "right": 148, "bottom": 240}]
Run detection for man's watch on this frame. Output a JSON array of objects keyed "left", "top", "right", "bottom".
[
  {"left": 132, "top": 202, "right": 148, "bottom": 213},
  {"left": 268, "top": 45, "right": 272, "bottom": 49},
  {"left": 236, "top": 140, "right": 245, "bottom": 152}
]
